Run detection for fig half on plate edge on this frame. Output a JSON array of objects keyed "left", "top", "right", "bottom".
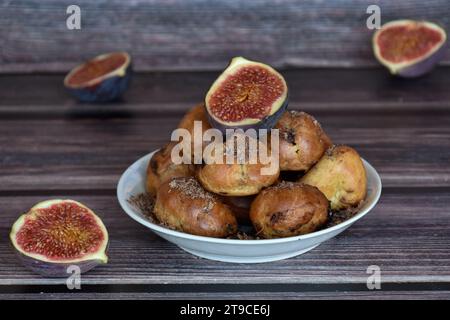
[
  {"left": 64, "top": 52, "right": 132, "bottom": 102},
  {"left": 10, "top": 199, "right": 108, "bottom": 277},
  {"left": 205, "top": 56, "right": 288, "bottom": 132},
  {"left": 373, "top": 20, "right": 447, "bottom": 77}
]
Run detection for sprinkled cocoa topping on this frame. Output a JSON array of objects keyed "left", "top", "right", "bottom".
[
  {"left": 203, "top": 201, "right": 214, "bottom": 212},
  {"left": 325, "top": 145, "right": 338, "bottom": 156},
  {"left": 168, "top": 177, "right": 217, "bottom": 213},
  {"left": 289, "top": 110, "right": 305, "bottom": 117},
  {"left": 169, "top": 177, "right": 216, "bottom": 201},
  {"left": 325, "top": 200, "right": 364, "bottom": 228},
  {"left": 268, "top": 181, "right": 299, "bottom": 191},
  {"left": 128, "top": 193, "right": 156, "bottom": 221},
  {"left": 128, "top": 193, "right": 178, "bottom": 229},
  {"left": 228, "top": 231, "right": 261, "bottom": 240},
  {"left": 288, "top": 110, "right": 323, "bottom": 129}
]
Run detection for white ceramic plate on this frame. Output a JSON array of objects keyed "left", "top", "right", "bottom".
[{"left": 117, "top": 151, "right": 382, "bottom": 263}]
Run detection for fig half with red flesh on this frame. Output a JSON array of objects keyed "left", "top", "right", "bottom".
[
  {"left": 10, "top": 199, "right": 108, "bottom": 277},
  {"left": 373, "top": 20, "right": 447, "bottom": 77},
  {"left": 205, "top": 57, "right": 288, "bottom": 132},
  {"left": 64, "top": 52, "right": 132, "bottom": 102}
]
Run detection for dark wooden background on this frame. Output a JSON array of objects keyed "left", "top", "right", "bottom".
[
  {"left": 1, "top": 0, "right": 450, "bottom": 300},
  {"left": 1, "top": 68, "right": 450, "bottom": 299},
  {"left": 1, "top": 0, "right": 449, "bottom": 72}
]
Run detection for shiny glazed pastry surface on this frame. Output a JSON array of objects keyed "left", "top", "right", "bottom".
[
  {"left": 275, "top": 111, "right": 332, "bottom": 171},
  {"left": 146, "top": 142, "right": 195, "bottom": 196},
  {"left": 250, "top": 182, "right": 329, "bottom": 238},
  {"left": 154, "top": 177, "right": 238, "bottom": 237}
]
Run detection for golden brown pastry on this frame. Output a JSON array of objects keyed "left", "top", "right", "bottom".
[
  {"left": 221, "top": 195, "right": 255, "bottom": 224},
  {"left": 178, "top": 103, "right": 210, "bottom": 130},
  {"left": 250, "top": 182, "right": 329, "bottom": 238},
  {"left": 146, "top": 142, "right": 195, "bottom": 196},
  {"left": 300, "top": 145, "right": 367, "bottom": 211},
  {"left": 177, "top": 103, "right": 212, "bottom": 160},
  {"left": 275, "top": 110, "right": 332, "bottom": 171},
  {"left": 198, "top": 162, "right": 279, "bottom": 196},
  {"left": 197, "top": 134, "right": 280, "bottom": 196},
  {"left": 154, "top": 177, "right": 238, "bottom": 237}
]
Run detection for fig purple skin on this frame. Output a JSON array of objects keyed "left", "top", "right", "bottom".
[
  {"left": 64, "top": 52, "right": 132, "bottom": 102},
  {"left": 206, "top": 95, "right": 289, "bottom": 134},
  {"left": 15, "top": 250, "right": 106, "bottom": 278},
  {"left": 373, "top": 20, "right": 447, "bottom": 78},
  {"left": 66, "top": 67, "right": 132, "bottom": 102},
  {"left": 396, "top": 43, "right": 447, "bottom": 77}
]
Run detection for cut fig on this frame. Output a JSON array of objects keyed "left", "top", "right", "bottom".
[
  {"left": 64, "top": 52, "right": 132, "bottom": 102},
  {"left": 10, "top": 199, "right": 108, "bottom": 277},
  {"left": 373, "top": 20, "right": 447, "bottom": 77},
  {"left": 205, "top": 57, "right": 288, "bottom": 132}
]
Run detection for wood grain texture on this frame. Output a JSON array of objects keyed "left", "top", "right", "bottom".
[
  {"left": 2, "top": 68, "right": 450, "bottom": 111},
  {"left": 1, "top": 0, "right": 449, "bottom": 72},
  {"left": 1, "top": 189, "right": 450, "bottom": 286},
  {"left": 0, "top": 115, "right": 450, "bottom": 190},
  {"left": 1, "top": 290, "right": 450, "bottom": 300},
  {"left": 0, "top": 69, "right": 449, "bottom": 190},
  {"left": 0, "top": 68, "right": 449, "bottom": 298}
]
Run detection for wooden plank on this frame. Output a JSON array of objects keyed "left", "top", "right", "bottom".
[
  {"left": 1, "top": 0, "right": 449, "bottom": 72},
  {"left": 1, "top": 68, "right": 450, "bottom": 114},
  {"left": 0, "top": 111, "right": 449, "bottom": 190},
  {"left": 1, "top": 189, "right": 450, "bottom": 285},
  {"left": 0, "top": 72, "right": 449, "bottom": 298},
  {"left": 1, "top": 290, "right": 450, "bottom": 300}
]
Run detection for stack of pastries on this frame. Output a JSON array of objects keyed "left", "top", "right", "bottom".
[{"left": 146, "top": 104, "right": 367, "bottom": 239}]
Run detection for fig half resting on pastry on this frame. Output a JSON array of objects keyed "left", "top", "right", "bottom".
[{"left": 205, "top": 56, "right": 288, "bottom": 132}]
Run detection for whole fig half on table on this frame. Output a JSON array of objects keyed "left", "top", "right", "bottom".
[
  {"left": 373, "top": 20, "right": 447, "bottom": 77},
  {"left": 10, "top": 199, "right": 109, "bottom": 277},
  {"left": 205, "top": 56, "right": 289, "bottom": 133},
  {"left": 64, "top": 52, "right": 132, "bottom": 102}
]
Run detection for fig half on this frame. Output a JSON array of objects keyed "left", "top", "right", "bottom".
[
  {"left": 64, "top": 52, "right": 132, "bottom": 102},
  {"left": 10, "top": 199, "right": 108, "bottom": 277},
  {"left": 373, "top": 20, "right": 447, "bottom": 77},
  {"left": 205, "top": 57, "right": 288, "bottom": 132}
]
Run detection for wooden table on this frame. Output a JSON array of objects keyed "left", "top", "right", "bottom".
[{"left": 1, "top": 68, "right": 450, "bottom": 300}]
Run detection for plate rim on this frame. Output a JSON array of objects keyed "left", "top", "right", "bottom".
[{"left": 117, "top": 151, "right": 382, "bottom": 245}]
